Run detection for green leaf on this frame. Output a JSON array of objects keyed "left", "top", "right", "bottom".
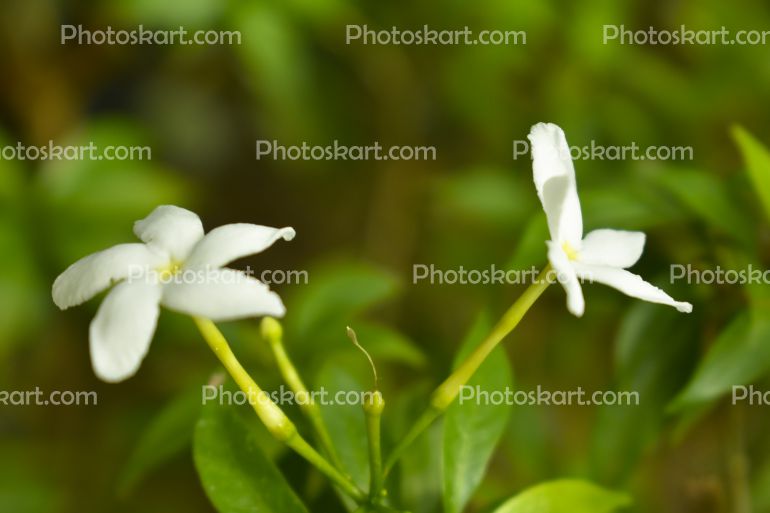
[
  {"left": 732, "top": 124, "right": 770, "bottom": 222},
  {"left": 591, "top": 303, "right": 696, "bottom": 483},
  {"left": 443, "top": 312, "right": 513, "bottom": 513},
  {"left": 387, "top": 382, "right": 442, "bottom": 513},
  {"left": 654, "top": 167, "right": 753, "bottom": 246},
  {"left": 490, "top": 479, "right": 631, "bottom": 513},
  {"left": 315, "top": 360, "right": 370, "bottom": 491},
  {"left": 119, "top": 389, "right": 201, "bottom": 495},
  {"left": 670, "top": 311, "right": 770, "bottom": 410},
  {"left": 193, "top": 402, "right": 308, "bottom": 513},
  {"left": 286, "top": 260, "right": 400, "bottom": 341}
]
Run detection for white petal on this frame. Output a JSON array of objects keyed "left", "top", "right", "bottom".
[
  {"left": 528, "top": 122, "right": 583, "bottom": 245},
  {"left": 185, "top": 224, "right": 295, "bottom": 269},
  {"left": 579, "top": 229, "right": 646, "bottom": 268},
  {"left": 89, "top": 281, "right": 162, "bottom": 382},
  {"left": 134, "top": 205, "right": 204, "bottom": 261},
  {"left": 573, "top": 263, "right": 693, "bottom": 313},
  {"left": 52, "top": 243, "right": 166, "bottom": 310},
  {"left": 161, "top": 269, "right": 285, "bottom": 321},
  {"left": 547, "top": 241, "right": 585, "bottom": 317}
]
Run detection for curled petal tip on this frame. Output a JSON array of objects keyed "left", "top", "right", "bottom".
[{"left": 281, "top": 227, "right": 296, "bottom": 241}]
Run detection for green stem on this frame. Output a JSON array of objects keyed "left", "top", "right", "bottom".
[
  {"left": 194, "top": 317, "right": 366, "bottom": 503},
  {"left": 364, "top": 391, "right": 385, "bottom": 500},
  {"left": 261, "top": 318, "right": 344, "bottom": 470},
  {"left": 382, "top": 265, "right": 553, "bottom": 479}
]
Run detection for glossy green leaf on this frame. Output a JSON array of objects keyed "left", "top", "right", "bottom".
[
  {"left": 491, "top": 479, "right": 631, "bottom": 513},
  {"left": 670, "top": 311, "right": 770, "bottom": 410},
  {"left": 193, "top": 402, "right": 308, "bottom": 513},
  {"left": 119, "top": 389, "right": 201, "bottom": 495},
  {"left": 732, "top": 124, "right": 770, "bottom": 222},
  {"left": 315, "top": 360, "right": 370, "bottom": 492},
  {"left": 443, "top": 312, "right": 513, "bottom": 513}
]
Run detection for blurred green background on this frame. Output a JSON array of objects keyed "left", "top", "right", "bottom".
[{"left": 2, "top": 0, "right": 770, "bottom": 512}]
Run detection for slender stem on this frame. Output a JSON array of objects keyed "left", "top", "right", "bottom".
[
  {"left": 193, "top": 317, "right": 366, "bottom": 503},
  {"left": 381, "top": 265, "right": 553, "bottom": 478},
  {"left": 364, "top": 391, "right": 385, "bottom": 500},
  {"left": 261, "top": 318, "right": 344, "bottom": 470}
]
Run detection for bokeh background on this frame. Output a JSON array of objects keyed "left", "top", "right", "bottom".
[{"left": 2, "top": 0, "right": 770, "bottom": 512}]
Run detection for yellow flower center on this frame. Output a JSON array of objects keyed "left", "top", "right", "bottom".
[
  {"left": 561, "top": 241, "right": 580, "bottom": 261},
  {"left": 157, "top": 260, "right": 183, "bottom": 281}
]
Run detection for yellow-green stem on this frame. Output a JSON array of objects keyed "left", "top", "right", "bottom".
[
  {"left": 193, "top": 317, "right": 365, "bottom": 503},
  {"left": 364, "top": 391, "right": 385, "bottom": 500},
  {"left": 381, "top": 265, "right": 553, "bottom": 479},
  {"left": 261, "top": 318, "right": 343, "bottom": 470}
]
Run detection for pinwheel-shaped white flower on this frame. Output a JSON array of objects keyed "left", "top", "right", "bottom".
[
  {"left": 53, "top": 205, "right": 295, "bottom": 382},
  {"left": 528, "top": 122, "right": 692, "bottom": 317}
]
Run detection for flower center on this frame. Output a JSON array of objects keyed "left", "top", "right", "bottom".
[
  {"left": 156, "top": 260, "right": 183, "bottom": 281},
  {"left": 561, "top": 241, "right": 580, "bottom": 261}
]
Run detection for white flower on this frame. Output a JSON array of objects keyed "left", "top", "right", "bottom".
[
  {"left": 52, "top": 205, "right": 295, "bottom": 382},
  {"left": 528, "top": 122, "right": 692, "bottom": 317}
]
